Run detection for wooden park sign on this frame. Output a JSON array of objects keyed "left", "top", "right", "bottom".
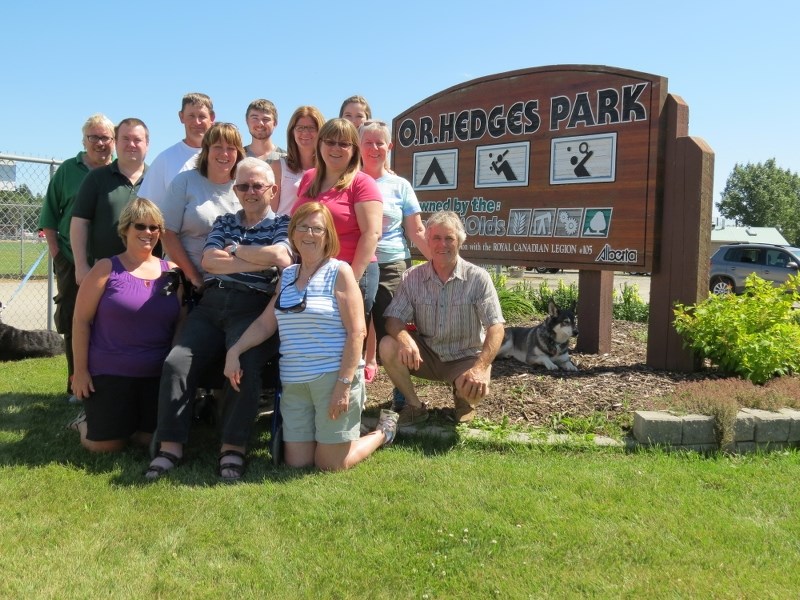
[
  {"left": 392, "top": 65, "right": 664, "bottom": 272},
  {"left": 392, "top": 65, "right": 714, "bottom": 371}
]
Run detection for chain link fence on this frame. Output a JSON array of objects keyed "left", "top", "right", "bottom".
[{"left": 0, "top": 153, "right": 62, "bottom": 330}]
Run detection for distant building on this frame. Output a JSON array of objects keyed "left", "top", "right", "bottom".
[
  {"left": 0, "top": 159, "right": 16, "bottom": 191},
  {"left": 711, "top": 218, "right": 790, "bottom": 254}
]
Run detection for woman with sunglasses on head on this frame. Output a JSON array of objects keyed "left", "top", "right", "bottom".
[
  {"left": 292, "top": 118, "right": 382, "bottom": 324},
  {"left": 225, "top": 202, "right": 398, "bottom": 471},
  {"left": 359, "top": 120, "right": 431, "bottom": 385},
  {"left": 269, "top": 106, "right": 324, "bottom": 216},
  {"left": 160, "top": 122, "right": 246, "bottom": 292},
  {"left": 68, "top": 199, "right": 184, "bottom": 452}
]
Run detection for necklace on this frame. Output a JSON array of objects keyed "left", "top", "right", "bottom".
[{"left": 298, "top": 258, "right": 327, "bottom": 284}]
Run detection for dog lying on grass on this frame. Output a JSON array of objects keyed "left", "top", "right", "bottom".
[
  {"left": 497, "top": 299, "right": 579, "bottom": 371},
  {"left": 0, "top": 304, "right": 64, "bottom": 361}
]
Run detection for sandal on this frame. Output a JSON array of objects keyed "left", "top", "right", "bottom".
[
  {"left": 218, "top": 449, "right": 246, "bottom": 482},
  {"left": 145, "top": 450, "right": 181, "bottom": 480},
  {"left": 66, "top": 410, "right": 86, "bottom": 431}
]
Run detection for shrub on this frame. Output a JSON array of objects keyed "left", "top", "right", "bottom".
[
  {"left": 612, "top": 282, "right": 649, "bottom": 322},
  {"left": 490, "top": 272, "right": 535, "bottom": 321},
  {"left": 673, "top": 273, "right": 800, "bottom": 384},
  {"left": 512, "top": 279, "right": 579, "bottom": 315}
]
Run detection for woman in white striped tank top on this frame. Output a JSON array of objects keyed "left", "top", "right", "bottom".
[{"left": 224, "top": 202, "right": 399, "bottom": 470}]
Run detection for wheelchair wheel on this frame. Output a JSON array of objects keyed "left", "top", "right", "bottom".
[{"left": 270, "top": 423, "right": 283, "bottom": 466}]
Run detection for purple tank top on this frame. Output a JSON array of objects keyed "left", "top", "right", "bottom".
[{"left": 88, "top": 256, "right": 181, "bottom": 377}]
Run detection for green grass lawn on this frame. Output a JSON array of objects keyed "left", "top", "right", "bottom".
[
  {"left": 0, "top": 239, "right": 49, "bottom": 278},
  {"left": 2, "top": 357, "right": 800, "bottom": 599}
]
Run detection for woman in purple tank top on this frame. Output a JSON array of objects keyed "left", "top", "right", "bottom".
[{"left": 68, "top": 198, "right": 184, "bottom": 452}]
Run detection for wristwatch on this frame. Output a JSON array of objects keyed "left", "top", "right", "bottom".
[
  {"left": 228, "top": 241, "right": 239, "bottom": 256},
  {"left": 336, "top": 376, "right": 352, "bottom": 385}
]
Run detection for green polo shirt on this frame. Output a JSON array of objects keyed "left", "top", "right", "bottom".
[
  {"left": 72, "top": 159, "right": 148, "bottom": 261},
  {"left": 38, "top": 151, "right": 90, "bottom": 262}
]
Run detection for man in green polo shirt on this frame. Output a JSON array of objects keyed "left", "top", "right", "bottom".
[
  {"left": 39, "top": 114, "right": 115, "bottom": 401},
  {"left": 71, "top": 118, "right": 150, "bottom": 285}
]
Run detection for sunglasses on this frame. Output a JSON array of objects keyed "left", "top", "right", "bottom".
[
  {"left": 275, "top": 273, "right": 308, "bottom": 313},
  {"left": 133, "top": 223, "right": 161, "bottom": 232},
  {"left": 294, "top": 125, "right": 318, "bottom": 133},
  {"left": 233, "top": 183, "right": 271, "bottom": 193},
  {"left": 86, "top": 135, "right": 113, "bottom": 144},
  {"left": 322, "top": 139, "right": 353, "bottom": 150}
]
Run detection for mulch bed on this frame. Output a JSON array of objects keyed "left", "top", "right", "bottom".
[{"left": 365, "top": 320, "right": 718, "bottom": 427}]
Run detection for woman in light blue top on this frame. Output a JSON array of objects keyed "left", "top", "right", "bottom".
[
  {"left": 359, "top": 120, "right": 430, "bottom": 383},
  {"left": 225, "top": 202, "right": 397, "bottom": 471}
]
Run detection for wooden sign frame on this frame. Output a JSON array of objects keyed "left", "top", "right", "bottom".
[{"left": 392, "top": 65, "right": 668, "bottom": 273}]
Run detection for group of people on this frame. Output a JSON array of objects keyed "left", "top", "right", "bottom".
[{"left": 41, "top": 92, "right": 504, "bottom": 480}]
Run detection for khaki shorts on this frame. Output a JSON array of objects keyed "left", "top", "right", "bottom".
[
  {"left": 408, "top": 331, "right": 486, "bottom": 386},
  {"left": 280, "top": 369, "right": 365, "bottom": 444}
]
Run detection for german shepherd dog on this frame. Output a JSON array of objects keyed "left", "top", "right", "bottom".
[
  {"left": 0, "top": 303, "right": 64, "bottom": 361},
  {"left": 497, "top": 300, "right": 578, "bottom": 371}
]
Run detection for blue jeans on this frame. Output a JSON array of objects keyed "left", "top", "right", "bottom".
[
  {"left": 359, "top": 260, "right": 379, "bottom": 321},
  {"left": 155, "top": 286, "right": 277, "bottom": 447}
]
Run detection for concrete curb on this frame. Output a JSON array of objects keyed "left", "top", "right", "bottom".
[{"left": 632, "top": 409, "right": 800, "bottom": 453}]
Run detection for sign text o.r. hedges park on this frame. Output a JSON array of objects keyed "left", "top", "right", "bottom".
[{"left": 392, "top": 65, "right": 666, "bottom": 272}]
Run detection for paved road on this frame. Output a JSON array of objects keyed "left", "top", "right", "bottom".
[
  {"left": 504, "top": 269, "right": 651, "bottom": 302},
  {"left": 0, "top": 278, "right": 52, "bottom": 330}
]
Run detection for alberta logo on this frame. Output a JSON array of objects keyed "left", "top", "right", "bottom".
[{"left": 595, "top": 243, "right": 638, "bottom": 264}]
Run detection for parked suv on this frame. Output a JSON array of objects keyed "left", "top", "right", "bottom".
[{"left": 709, "top": 243, "right": 800, "bottom": 294}]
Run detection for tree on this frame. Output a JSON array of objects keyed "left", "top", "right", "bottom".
[
  {"left": 0, "top": 184, "right": 43, "bottom": 237},
  {"left": 717, "top": 159, "right": 800, "bottom": 246}
]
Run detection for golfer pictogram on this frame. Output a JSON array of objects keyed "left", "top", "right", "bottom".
[
  {"left": 489, "top": 149, "right": 518, "bottom": 181},
  {"left": 569, "top": 142, "right": 593, "bottom": 177}
]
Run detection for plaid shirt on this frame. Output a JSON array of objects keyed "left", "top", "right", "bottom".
[{"left": 385, "top": 257, "right": 505, "bottom": 362}]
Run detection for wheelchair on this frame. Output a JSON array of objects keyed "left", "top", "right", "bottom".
[{"left": 194, "top": 355, "right": 283, "bottom": 466}]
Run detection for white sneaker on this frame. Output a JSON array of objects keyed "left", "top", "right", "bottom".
[{"left": 375, "top": 409, "right": 399, "bottom": 446}]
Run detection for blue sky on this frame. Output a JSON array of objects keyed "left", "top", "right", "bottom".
[{"left": 2, "top": 0, "right": 797, "bottom": 214}]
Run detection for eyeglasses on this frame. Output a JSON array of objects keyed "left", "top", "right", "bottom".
[
  {"left": 86, "top": 135, "right": 113, "bottom": 144},
  {"left": 275, "top": 273, "right": 308, "bottom": 313},
  {"left": 363, "top": 120, "right": 388, "bottom": 127},
  {"left": 133, "top": 223, "right": 161, "bottom": 233},
  {"left": 322, "top": 139, "right": 353, "bottom": 150},
  {"left": 295, "top": 225, "right": 325, "bottom": 236},
  {"left": 233, "top": 183, "right": 270, "bottom": 193},
  {"left": 294, "top": 125, "right": 318, "bottom": 133}
]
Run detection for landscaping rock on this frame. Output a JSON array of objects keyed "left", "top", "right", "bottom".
[
  {"left": 777, "top": 408, "right": 800, "bottom": 442},
  {"left": 740, "top": 408, "right": 791, "bottom": 443},
  {"left": 734, "top": 410, "right": 755, "bottom": 442},
  {"left": 681, "top": 414, "right": 716, "bottom": 445},
  {"left": 633, "top": 411, "right": 682, "bottom": 445}
]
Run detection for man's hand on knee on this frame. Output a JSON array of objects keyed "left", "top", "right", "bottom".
[
  {"left": 455, "top": 365, "right": 491, "bottom": 403},
  {"left": 397, "top": 335, "right": 423, "bottom": 371}
]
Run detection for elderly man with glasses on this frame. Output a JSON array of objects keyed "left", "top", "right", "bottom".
[
  {"left": 39, "top": 113, "right": 115, "bottom": 403},
  {"left": 146, "top": 157, "right": 292, "bottom": 482}
]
